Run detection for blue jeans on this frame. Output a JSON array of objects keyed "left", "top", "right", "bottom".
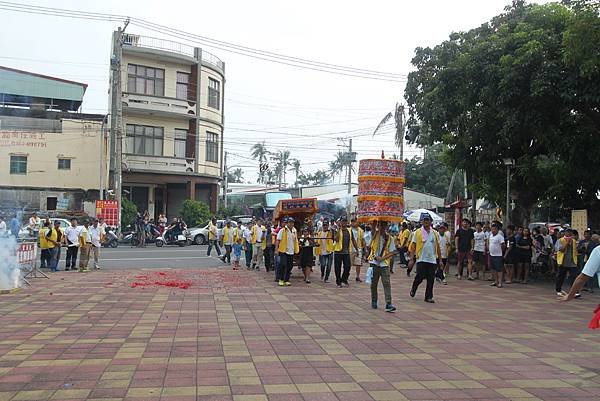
[
  {"left": 319, "top": 254, "right": 332, "bottom": 280},
  {"left": 48, "top": 247, "right": 60, "bottom": 271}
]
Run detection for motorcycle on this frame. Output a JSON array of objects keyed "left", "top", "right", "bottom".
[
  {"left": 101, "top": 226, "right": 119, "bottom": 248},
  {"left": 156, "top": 226, "right": 190, "bottom": 247}
]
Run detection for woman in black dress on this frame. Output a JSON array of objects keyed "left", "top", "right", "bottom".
[
  {"left": 516, "top": 227, "right": 533, "bottom": 284},
  {"left": 299, "top": 227, "right": 316, "bottom": 284}
]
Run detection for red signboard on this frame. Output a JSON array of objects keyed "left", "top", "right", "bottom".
[{"left": 96, "top": 200, "right": 119, "bottom": 227}]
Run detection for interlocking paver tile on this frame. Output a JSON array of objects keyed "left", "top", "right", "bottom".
[{"left": 0, "top": 267, "right": 598, "bottom": 401}]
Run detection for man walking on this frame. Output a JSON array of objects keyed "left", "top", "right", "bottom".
[
  {"left": 263, "top": 222, "right": 275, "bottom": 272},
  {"left": 488, "top": 224, "right": 506, "bottom": 287},
  {"left": 251, "top": 220, "right": 264, "bottom": 270},
  {"left": 243, "top": 223, "right": 253, "bottom": 269},
  {"left": 89, "top": 219, "right": 103, "bottom": 270},
  {"left": 455, "top": 218, "right": 474, "bottom": 280},
  {"left": 28, "top": 212, "right": 40, "bottom": 240},
  {"left": 333, "top": 217, "right": 358, "bottom": 288},
  {"left": 39, "top": 220, "right": 51, "bottom": 269},
  {"left": 46, "top": 220, "right": 64, "bottom": 272},
  {"left": 437, "top": 223, "right": 451, "bottom": 284},
  {"left": 369, "top": 221, "right": 398, "bottom": 312},
  {"left": 315, "top": 218, "right": 334, "bottom": 283},
  {"left": 275, "top": 217, "right": 299, "bottom": 286},
  {"left": 221, "top": 220, "right": 235, "bottom": 264},
  {"left": 556, "top": 228, "right": 579, "bottom": 296},
  {"left": 410, "top": 214, "right": 442, "bottom": 303},
  {"left": 78, "top": 220, "right": 91, "bottom": 272},
  {"left": 64, "top": 218, "right": 80, "bottom": 271},
  {"left": 207, "top": 217, "right": 221, "bottom": 257}
]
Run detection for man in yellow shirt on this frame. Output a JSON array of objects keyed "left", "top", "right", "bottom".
[
  {"left": 315, "top": 219, "right": 334, "bottom": 283},
  {"left": 39, "top": 220, "right": 51, "bottom": 269},
  {"left": 207, "top": 217, "right": 222, "bottom": 257},
  {"left": 220, "top": 220, "right": 235, "bottom": 264},
  {"left": 45, "top": 220, "right": 64, "bottom": 272},
  {"left": 350, "top": 217, "right": 366, "bottom": 282},
  {"left": 78, "top": 221, "right": 92, "bottom": 272}
]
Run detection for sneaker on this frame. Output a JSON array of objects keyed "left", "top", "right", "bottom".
[
  {"left": 337, "top": 284, "right": 342, "bottom": 288},
  {"left": 467, "top": 276, "right": 474, "bottom": 281},
  {"left": 575, "top": 293, "right": 582, "bottom": 299},
  {"left": 371, "top": 301, "right": 378, "bottom": 309},
  {"left": 284, "top": 281, "right": 291, "bottom": 286},
  {"left": 341, "top": 282, "right": 349, "bottom": 288},
  {"left": 442, "top": 279, "right": 448, "bottom": 285},
  {"left": 305, "top": 279, "right": 311, "bottom": 284},
  {"left": 278, "top": 280, "right": 285, "bottom": 287},
  {"left": 457, "top": 275, "right": 462, "bottom": 280},
  {"left": 390, "top": 269, "right": 395, "bottom": 274},
  {"left": 490, "top": 282, "right": 497, "bottom": 287},
  {"left": 410, "top": 289, "right": 416, "bottom": 298},
  {"left": 385, "top": 304, "right": 397, "bottom": 313},
  {"left": 94, "top": 266, "right": 100, "bottom": 270},
  {"left": 356, "top": 277, "right": 362, "bottom": 282},
  {"left": 424, "top": 299, "right": 435, "bottom": 303},
  {"left": 324, "top": 279, "right": 330, "bottom": 283}
]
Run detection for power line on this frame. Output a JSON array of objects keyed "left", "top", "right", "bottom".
[{"left": 0, "top": 1, "right": 407, "bottom": 82}]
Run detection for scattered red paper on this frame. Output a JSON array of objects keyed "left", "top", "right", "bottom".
[
  {"left": 588, "top": 304, "right": 600, "bottom": 330},
  {"left": 130, "top": 271, "right": 192, "bottom": 290}
]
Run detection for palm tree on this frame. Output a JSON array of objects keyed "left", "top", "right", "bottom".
[
  {"left": 227, "top": 168, "right": 244, "bottom": 183},
  {"left": 251, "top": 141, "right": 269, "bottom": 183},
  {"left": 291, "top": 159, "right": 301, "bottom": 186},
  {"left": 273, "top": 150, "right": 291, "bottom": 185},
  {"left": 328, "top": 151, "right": 347, "bottom": 183}
]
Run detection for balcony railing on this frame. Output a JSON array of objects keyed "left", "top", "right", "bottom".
[{"left": 122, "top": 34, "right": 225, "bottom": 71}]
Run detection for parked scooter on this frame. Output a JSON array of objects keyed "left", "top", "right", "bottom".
[{"left": 101, "top": 226, "right": 119, "bottom": 248}]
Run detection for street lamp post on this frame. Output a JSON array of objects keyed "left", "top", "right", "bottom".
[{"left": 503, "top": 158, "right": 515, "bottom": 227}]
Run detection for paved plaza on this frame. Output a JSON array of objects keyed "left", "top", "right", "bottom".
[{"left": 0, "top": 266, "right": 599, "bottom": 401}]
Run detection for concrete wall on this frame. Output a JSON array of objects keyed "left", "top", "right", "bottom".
[
  {"left": 121, "top": 53, "right": 193, "bottom": 99},
  {"left": 0, "top": 118, "right": 106, "bottom": 191}
]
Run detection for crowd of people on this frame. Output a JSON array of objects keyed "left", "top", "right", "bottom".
[{"left": 211, "top": 213, "right": 600, "bottom": 311}]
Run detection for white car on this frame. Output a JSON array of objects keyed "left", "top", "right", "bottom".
[
  {"left": 19, "top": 218, "right": 73, "bottom": 239},
  {"left": 189, "top": 220, "right": 237, "bottom": 245}
]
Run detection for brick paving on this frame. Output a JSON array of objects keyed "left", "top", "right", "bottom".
[{"left": 1, "top": 266, "right": 599, "bottom": 401}]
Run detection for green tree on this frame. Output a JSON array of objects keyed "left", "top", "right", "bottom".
[
  {"left": 404, "top": 144, "right": 460, "bottom": 199},
  {"left": 405, "top": 0, "right": 600, "bottom": 224},
  {"left": 273, "top": 150, "right": 291, "bottom": 185},
  {"left": 180, "top": 199, "right": 211, "bottom": 227},
  {"left": 120, "top": 198, "right": 137, "bottom": 228},
  {"left": 227, "top": 168, "right": 244, "bottom": 183},
  {"left": 291, "top": 159, "right": 301, "bottom": 186},
  {"left": 328, "top": 151, "right": 348, "bottom": 183},
  {"left": 297, "top": 169, "right": 331, "bottom": 186},
  {"left": 251, "top": 141, "right": 269, "bottom": 183}
]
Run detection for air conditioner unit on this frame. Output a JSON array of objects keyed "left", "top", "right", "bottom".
[{"left": 122, "top": 34, "right": 139, "bottom": 46}]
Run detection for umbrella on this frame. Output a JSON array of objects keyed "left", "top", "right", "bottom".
[{"left": 403, "top": 209, "right": 444, "bottom": 223}]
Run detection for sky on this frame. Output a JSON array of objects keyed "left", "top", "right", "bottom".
[{"left": 0, "top": 0, "right": 551, "bottom": 184}]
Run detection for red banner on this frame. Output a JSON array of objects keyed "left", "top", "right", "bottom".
[{"left": 96, "top": 200, "right": 119, "bottom": 227}]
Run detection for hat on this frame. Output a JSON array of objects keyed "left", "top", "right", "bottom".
[
  {"left": 53, "top": 220, "right": 61, "bottom": 225},
  {"left": 420, "top": 213, "right": 432, "bottom": 221},
  {"left": 286, "top": 217, "right": 295, "bottom": 223},
  {"left": 322, "top": 218, "right": 330, "bottom": 224}
]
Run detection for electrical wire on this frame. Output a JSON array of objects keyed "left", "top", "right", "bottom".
[{"left": 0, "top": 1, "right": 407, "bottom": 82}]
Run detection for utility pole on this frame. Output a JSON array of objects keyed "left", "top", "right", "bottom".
[
  {"left": 110, "top": 21, "right": 128, "bottom": 231},
  {"left": 347, "top": 138, "right": 353, "bottom": 217},
  {"left": 223, "top": 151, "right": 228, "bottom": 209}
]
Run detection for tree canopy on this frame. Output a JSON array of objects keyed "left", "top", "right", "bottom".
[{"left": 405, "top": 0, "right": 600, "bottom": 224}]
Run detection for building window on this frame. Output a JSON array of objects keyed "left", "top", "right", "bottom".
[
  {"left": 9, "top": 155, "right": 27, "bottom": 174},
  {"left": 176, "top": 72, "right": 193, "bottom": 101},
  {"left": 174, "top": 129, "right": 187, "bottom": 158},
  {"left": 208, "top": 78, "right": 220, "bottom": 110},
  {"left": 127, "top": 64, "right": 165, "bottom": 96},
  {"left": 206, "top": 132, "right": 219, "bottom": 163},
  {"left": 58, "top": 158, "right": 71, "bottom": 170},
  {"left": 125, "top": 124, "right": 164, "bottom": 156}
]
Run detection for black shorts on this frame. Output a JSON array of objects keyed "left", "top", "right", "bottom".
[
  {"left": 490, "top": 256, "right": 504, "bottom": 272},
  {"left": 473, "top": 251, "right": 485, "bottom": 263}
]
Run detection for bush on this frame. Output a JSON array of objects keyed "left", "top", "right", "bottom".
[
  {"left": 121, "top": 198, "right": 137, "bottom": 228},
  {"left": 180, "top": 199, "right": 211, "bottom": 227}
]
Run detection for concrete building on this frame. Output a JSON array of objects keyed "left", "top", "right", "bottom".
[
  {"left": 111, "top": 33, "right": 225, "bottom": 219},
  {"left": 0, "top": 66, "right": 106, "bottom": 214}
]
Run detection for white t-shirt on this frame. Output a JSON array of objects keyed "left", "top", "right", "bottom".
[
  {"left": 438, "top": 231, "right": 450, "bottom": 258},
  {"left": 243, "top": 227, "right": 252, "bottom": 242},
  {"left": 413, "top": 229, "right": 438, "bottom": 264},
  {"left": 89, "top": 225, "right": 103, "bottom": 247},
  {"left": 253, "top": 225, "right": 263, "bottom": 244},
  {"left": 488, "top": 233, "right": 505, "bottom": 257},
  {"left": 369, "top": 233, "right": 396, "bottom": 267},
  {"left": 0, "top": 220, "right": 6, "bottom": 234},
  {"left": 474, "top": 231, "right": 486, "bottom": 252},
  {"left": 276, "top": 227, "right": 297, "bottom": 255},
  {"left": 582, "top": 246, "right": 600, "bottom": 287},
  {"left": 319, "top": 230, "right": 331, "bottom": 256},
  {"left": 65, "top": 226, "right": 81, "bottom": 247}
]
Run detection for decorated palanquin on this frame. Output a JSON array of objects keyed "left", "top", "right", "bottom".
[
  {"left": 357, "top": 159, "right": 405, "bottom": 223},
  {"left": 273, "top": 198, "right": 318, "bottom": 227}
]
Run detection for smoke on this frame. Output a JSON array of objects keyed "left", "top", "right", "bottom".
[
  {"left": 0, "top": 209, "right": 23, "bottom": 292},
  {"left": 0, "top": 234, "right": 20, "bottom": 291}
]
